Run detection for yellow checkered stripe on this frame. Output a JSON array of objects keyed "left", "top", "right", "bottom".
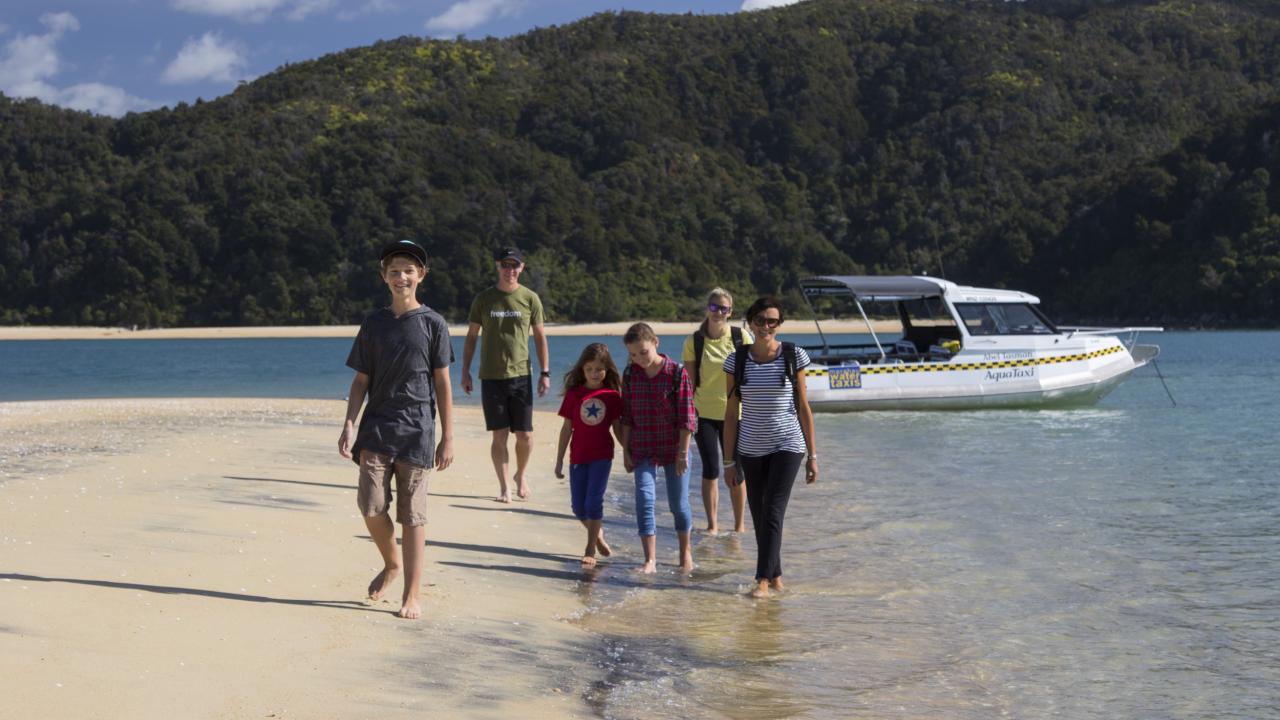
[{"left": 806, "top": 345, "right": 1123, "bottom": 376}]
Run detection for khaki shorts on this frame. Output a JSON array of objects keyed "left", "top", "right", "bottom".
[{"left": 357, "top": 450, "right": 430, "bottom": 526}]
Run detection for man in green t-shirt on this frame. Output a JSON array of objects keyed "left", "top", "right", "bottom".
[{"left": 461, "top": 247, "right": 551, "bottom": 503}]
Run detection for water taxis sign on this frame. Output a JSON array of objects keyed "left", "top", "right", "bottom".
[{"left": 828, "top": 365, "right": 862, "bottom": 389}]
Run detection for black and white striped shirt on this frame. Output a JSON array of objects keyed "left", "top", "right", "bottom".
[{"left": 724, "top": 346, "right": 811, "bottom": 457}]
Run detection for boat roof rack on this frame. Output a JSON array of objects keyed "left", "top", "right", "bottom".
[{"left": 801, "top": 275, "right": 951, "bottom": 300}]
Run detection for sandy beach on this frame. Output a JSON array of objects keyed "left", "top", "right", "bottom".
[
  {"left": 0, "top": 318, "right": 881, "bottom": 341},
  {"left": 0, "top": 399, "right": 616, "bottom": 719}
]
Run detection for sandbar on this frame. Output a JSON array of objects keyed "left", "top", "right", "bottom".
[{"left": 0, "top": 398, "right": 608, "bottom": 718}]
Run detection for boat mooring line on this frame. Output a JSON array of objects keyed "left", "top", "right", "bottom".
[{"left": 1151, "top": 359, "right": 1177, "bottom": 407}]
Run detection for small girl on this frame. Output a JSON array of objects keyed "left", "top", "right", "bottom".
[{"left": 555, "top": 343, "right": 625, "bottom": 566}]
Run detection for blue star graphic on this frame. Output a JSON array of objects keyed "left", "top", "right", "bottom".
[{"left": 584, "top": 400, "right": 603, "bottom": 419}]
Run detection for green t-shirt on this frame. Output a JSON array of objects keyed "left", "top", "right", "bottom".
[{"left": 468, "top": 285, "right": 545, "bottom": 380}]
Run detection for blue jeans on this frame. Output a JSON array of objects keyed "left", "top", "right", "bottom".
[
  {"left": 570, "top": 458, "right": 611, "bottom": 521},
  {"left": 633, "top": 459, "right": 692, "bottom": 537}
]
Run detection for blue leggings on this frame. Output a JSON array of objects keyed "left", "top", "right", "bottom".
[
  {"left": 633, "top": 459, "right": 692, "bottom": 536},
  {"left": 570, "top": 459, "right": 611, "bottom": 521}
]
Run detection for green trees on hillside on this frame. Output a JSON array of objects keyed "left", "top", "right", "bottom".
[{"left": 2, "top": 0, "right": 1279, "bottom": 327}]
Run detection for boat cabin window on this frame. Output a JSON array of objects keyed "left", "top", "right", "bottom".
[{"left": 955, "top": 303, "right": 1057, "bottom": 336}]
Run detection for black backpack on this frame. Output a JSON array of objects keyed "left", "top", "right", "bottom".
[
  {"left": 731, "top": 342, "right": 800, "bottom": 406},
  {"left": 691, "top": 326, "right": 745, "bottom": 389}
]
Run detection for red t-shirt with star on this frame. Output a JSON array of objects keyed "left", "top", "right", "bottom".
[{"left": 558, "top": 386, "right": 623, "bottom": 464}]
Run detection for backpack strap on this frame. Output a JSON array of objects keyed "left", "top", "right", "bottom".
[
  {"left": 730, "top": 326, "right": 744, "bottom": 349},
  {"left": 782, "top": 341, "right": 800, "bottom": 407},
  {"left": 731, "top": 343, "right": 751, "bottom": 398},
  {"left": 691, "top": 330, "right": 705, "bottom": 389}
]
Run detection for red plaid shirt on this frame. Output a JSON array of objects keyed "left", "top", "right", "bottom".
[{"left": 621, "top": 355, "right": 697, "bottom": 465}]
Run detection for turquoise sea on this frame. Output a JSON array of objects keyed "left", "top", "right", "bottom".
[{"left": 2, "top": 330, "right": 1278, "bottom": 717}]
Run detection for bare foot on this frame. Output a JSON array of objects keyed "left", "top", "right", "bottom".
[
  {"left": 705, "top": 524, "right": 719, "bottom": 536},
  {"left": 733, "top": 524, "right": 746, "bottom": 534},
  {"left": 368, "top": 566, "right": 401, "bottom": 600},
  {"left": 678, "top": 553, "right": 694, "bottom": 574},
  {"left": 596, "top": 532, "right": 612, "bottom": 558},
  {"left": 398, "top": 598, "right": 421, "bottom": 619},
  {"left": 494, "top": 492, "right": 511, "bottom": 503},
  {"left": 769, "top": 577, "right": 785, "bottom": 593},
  {"left": 749, "top": 580, "right": 770, "bottom": 598},
  {"left": 581, "top": 555, "right": 597, "bottom": 567},
  {"left": 636, "top": 560, "right": 657, "bottom": 574},
  {"left": 515, "top": 475, "right": 531, "bottom": 499}
]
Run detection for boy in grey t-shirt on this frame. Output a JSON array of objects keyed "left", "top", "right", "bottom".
[{"left": 339, "top": 239, "right": 454, "bottom": 620}]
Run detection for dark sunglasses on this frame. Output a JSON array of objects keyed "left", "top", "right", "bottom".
[
  {"left": 751, "top": 316, "right": 782, "bottom": 328},
  {"left": 499, "top": 260, "right": 522, "bottom": 269},
  {"left": 707, "top": 303, "right": 732, "bottom": 315}
]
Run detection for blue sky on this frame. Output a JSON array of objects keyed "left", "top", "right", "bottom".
[{"left": 0, "top": 0, "right": 800, "bottom": 117}]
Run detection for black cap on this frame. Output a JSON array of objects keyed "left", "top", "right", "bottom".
[
  {"left": 380, "top": 239, "right": 428, "bottom": 267},
  {"left": 494, "top": 246, "right": 524, "bottom": 263}
]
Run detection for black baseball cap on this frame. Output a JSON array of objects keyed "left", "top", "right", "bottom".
[
  {"left": 380, "top": 239, "right": 428, "bottom": 267},
  {"left": 494, "top": 247, "right": 524, "bottom": 263}
]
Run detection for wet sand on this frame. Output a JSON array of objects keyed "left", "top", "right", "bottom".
[{"left": 0, "top": 399, "right": 604, "bottom": 718}]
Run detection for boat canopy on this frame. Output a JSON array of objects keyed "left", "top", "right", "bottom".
[{"left": 801, "top": 275, "right": 1039, "bottom": 304}]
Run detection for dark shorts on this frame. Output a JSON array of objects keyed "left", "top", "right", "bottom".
[
  {"left": 481, "top": 376, "right": 534, "bottom": 432},
  {"left": 694, "top": 417, "right": 725, "bottom": 479}
]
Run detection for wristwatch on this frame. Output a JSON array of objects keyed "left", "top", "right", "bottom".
[{"left": 539, "top": 371, "right": 551, "bottom": 377}]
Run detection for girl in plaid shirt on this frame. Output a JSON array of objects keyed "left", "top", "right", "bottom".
[{"left": 620, "top": 323, "right": 698, "bottom": 574}]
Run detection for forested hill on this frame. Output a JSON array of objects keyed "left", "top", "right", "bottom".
[{"left": 2, "top": 0, "right": 1279, "bottom": 327}]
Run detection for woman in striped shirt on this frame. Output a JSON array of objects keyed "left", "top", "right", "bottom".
[{"left": 722, "top": 296, "right": 819, "bottom": 598}]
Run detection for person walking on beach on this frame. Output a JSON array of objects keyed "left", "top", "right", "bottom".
[
  {"left": 460, "top": 247, "right": 551, "bottom": 503},
  {"left": 620, "top": 323, "right": 697, "bottom": 574},
  {"left": 554, "top": 343, "right": 624, "bottom": 567},
  {"left": 338, "top": 239, "right": 454, "bottom": 619},
  {"left": 682, "top": 288, "right": 752, "bottom": 535},
  {"left": 722, "top": 297, "right": 818, "bottom": 598}
]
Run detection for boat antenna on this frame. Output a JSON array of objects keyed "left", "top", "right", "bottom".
[{"left": 933, "top": 235, "right": 947, "bottom": 279}]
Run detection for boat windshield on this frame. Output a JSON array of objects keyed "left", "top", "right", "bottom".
[{"left": 954, "top": 303, "right": 1057, "bottom": 336}]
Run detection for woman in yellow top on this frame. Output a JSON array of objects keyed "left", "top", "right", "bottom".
[{"left": 682, "top": 288, "right": 752, "bottom": 534}]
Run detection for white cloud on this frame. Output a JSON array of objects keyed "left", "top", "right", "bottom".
[
  {"left": 161, "top": 32, "right": 248, "bottom": 84},
  {"left": 741, "top": 0, "right": 803, "bottom": 10},
  {"left": 0, "top": 11, "right": 153, "bottom": 116},
  {"left": 425, "top": 0, "right": 522, "bottom": 34},
  {"left": 40, "top": 11, "right": 81, "bottom": 35},
  {"left": 286, "top": 0, "right": 337, "bottom": 21},
  {"left": 172, "top": 0, "right": 337, "bottom": 22},
  {"left": 337, "top": 0, "right": 396, "bottom": 22}
]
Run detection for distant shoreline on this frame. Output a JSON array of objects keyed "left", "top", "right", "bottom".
[{"left": 0, "top": 319, "right": 884, "bottom": 341}]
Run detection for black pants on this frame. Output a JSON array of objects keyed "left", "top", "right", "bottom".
[
  {"left": 740, "top": 451, "right": 803, "bottom": 581},
  {"left": 693, "top": 417, "right": 725, "bottom": 480}
]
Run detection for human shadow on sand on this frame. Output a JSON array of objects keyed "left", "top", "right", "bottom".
[
  {"left": 448, "top": 503, "right": 576, "bottom": 520},
  {"left": 2, "top": 573, "right": 378, "bottom": 613},
  {"left": 436, "top": 562, "right": 722, "bottom": 593},
  {"left": 223, "top": 475, "right": 354, "bottom": 491},
  {"left": 354, "top": 536, "right": 576, "bottom": 564}
]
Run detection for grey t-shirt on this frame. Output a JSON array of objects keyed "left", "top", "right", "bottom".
[{"left": 346, "top": 305, "right": 453, "bottom": 467}]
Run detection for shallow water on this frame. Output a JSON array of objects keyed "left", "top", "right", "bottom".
[
  {"left": 4, "top": 331, "right": 1277, "bottom": 718},
  {"left": 566, "top": 331, "right": 1280, "bottom": 719}
]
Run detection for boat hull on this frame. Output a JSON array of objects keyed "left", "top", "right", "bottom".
[{"left": 804, "top": 338, "right": 1148, "bottom": 412}]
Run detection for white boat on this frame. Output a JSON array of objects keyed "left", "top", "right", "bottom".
[{"left": 798, "top": 275, "right": 1163, "bottom": 411}]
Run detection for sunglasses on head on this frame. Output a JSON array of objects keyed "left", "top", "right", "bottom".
[
  {"left": 751, "top": 316, "right": 781, "bottom": 328},
  {"left": 707, "top": 303, "right": 732, "bottom": 315}
]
